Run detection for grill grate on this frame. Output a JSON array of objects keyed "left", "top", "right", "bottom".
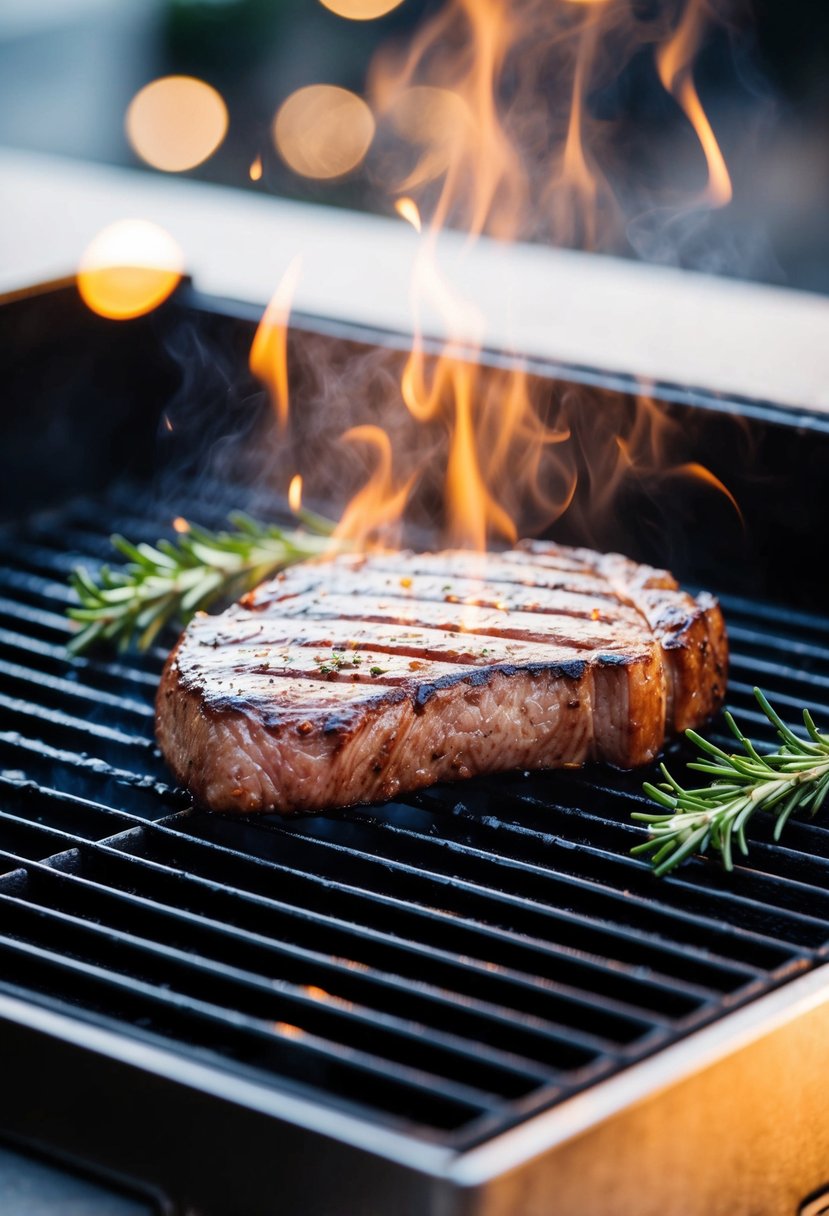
[{"left": 1, "top": 485, "right": 828, "bottom": 1148}]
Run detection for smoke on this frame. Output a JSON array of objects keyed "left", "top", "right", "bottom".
[
  {"left": 338, "top": 0, "right": 763, "bottom": 551},
  {"left": 154, "top": 0, "right": 773, "bottom": 566}
]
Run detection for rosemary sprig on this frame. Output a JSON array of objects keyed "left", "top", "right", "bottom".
[
  {"left": 67, "top": 510, "right": 337, "bottom": 655},
  {"left": 632, "top": 688, "right": 829, "bottom": 877}
]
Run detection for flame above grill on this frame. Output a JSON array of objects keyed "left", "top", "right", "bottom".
[
  {"left": 320, "top": 0, "right": 738, "bottom": 551},
  {"left": 97, "top": 0, "right": 740, "bottom": 551}
]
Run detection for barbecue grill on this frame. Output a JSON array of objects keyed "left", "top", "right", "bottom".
[{"left": 2, "top": 280, "right": 829, "bottom": 1215}]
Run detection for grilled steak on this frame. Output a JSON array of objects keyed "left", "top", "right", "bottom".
[{"left": 156, "top": 541, "right": 727, "bottom": 814}]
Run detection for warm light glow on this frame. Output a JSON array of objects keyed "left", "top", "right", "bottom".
[
  {"left": 394, "top": 196, "right": 421, "bottom": 231},
  {"left": 249, "top": 257, "right": 302, "bottom": 431},
  {"left": 126, "top": 76, "right": 228, "bottom": 173},
  {"left": 249, "top": 154, "right": 263, "bottom": 181},
  {"left": 319, "top": 0, "right": 404, "bottom": 17},
  {"left": 274, "top": 1022, "right": 303, "bottom": 1039},
  {"left": 172, "top": 516, "right": 190, "bottom": 533},
  {"left": 657, "top": 0, "right": 732, "bottom": 206},
  {"left": 273, "top": 85, "right": 375, "bottom": 180},
  {"left": 304, "top": 985, "right": 329, "bottom": 1000},
  {"left": 77, "top": 219, "right": 183, "bottom": 321},
  {"left": 288, "top": 474, "right": 303, "bottom": 513}
]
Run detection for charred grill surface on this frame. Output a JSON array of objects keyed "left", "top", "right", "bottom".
[{"left": 0, "top": 483, "right": 827, "bottom": 1151}]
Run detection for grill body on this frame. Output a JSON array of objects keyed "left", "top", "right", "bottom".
[{"left": 1, "top": 283, "right": 829, "bottom": 1214}]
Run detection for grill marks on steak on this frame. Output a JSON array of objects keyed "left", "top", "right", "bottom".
[{"left": 156, "top": 542, "right": 727, "bottom": 814}]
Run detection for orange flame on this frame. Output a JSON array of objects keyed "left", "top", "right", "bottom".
[
  {"left": 249, "top": 154, "right": 263, "bottom": 181},
  {"left": 333, "top": 4, "right": 585, "bottom": 551},
  {"left": 395, "top": 196, "right": 422, "bottom": 231},
  {"left": 589, "top": 393, "right": 743, "bottom": 531},
  {"left": 372, "top": 0, "right": 525, "bottom": 242},
  {"left": 333, "top": 426, "right": 416, "bottom": 549},
  {"left": 249, "top": 256, "right": 302, "bottom": 431},
  {"left": 671, "top": 461, "right": 743, "bottom": 524},
  {"left": 288, "top": 474, "right": 303, "bottom": 513},
  {"left": 444, "top": 360, "right": 517, "bottom": 549},
  {"left": 261, "top": 0, "right": 738, "bottom": 554},
  {"left": 548, "top": 12, "right": 611, "bottom": 251},
  {"left": 656, "top": 0, "right": 732, "bottom": 207},
  {"left": 172, "top": 516, "right": 190, "bottom": 534}
]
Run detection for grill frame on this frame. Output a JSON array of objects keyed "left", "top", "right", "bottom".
[
  {"left": 4, "top": 966, "right": 829, "bottom": 1216},
  {"left": 1, "top": 282, "right": 829, "bottom": 1214}
]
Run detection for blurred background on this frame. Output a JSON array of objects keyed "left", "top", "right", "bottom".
[{"left": 0, "top": 0, "right": 827, "bottom": 292}]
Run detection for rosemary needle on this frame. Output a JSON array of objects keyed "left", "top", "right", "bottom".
[
  {"left": 67, "top": 510, "right": 338, "bottom": 655},
  {"left": 632, "top": 688, "right": 829, "bottom": 877}
]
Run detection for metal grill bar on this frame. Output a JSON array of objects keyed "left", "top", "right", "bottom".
[
  {"left": 0, "top": 488, "right": 827, "bottom": 1147},
  {"left": 7, "top": 855, "right": 604, "bottom": 1073},
  {"left": 69, "top": 834, "right": 626, "bottom": 1053},
  {"left": 0, "top": 931, "right": 491, "bottom": 1132},
  {"left": 0, "top": 884, "right": 547, "bottom": 1101},
  {"left": 97, "top": 823, "right": 659, "bottom": 1048}
]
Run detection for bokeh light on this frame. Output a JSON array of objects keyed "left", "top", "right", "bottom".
[
  {"left": 319, "top": 0, "right": 405, "bottom": 17},
  {"left": 77, "top": 219, "right": 183, "bottom": 320},
  {"left": 126, "top": 76, "right": 228, "bottom": 173},
  {"left": 273, "top": 85, "right": 375, "bottom": 180}
]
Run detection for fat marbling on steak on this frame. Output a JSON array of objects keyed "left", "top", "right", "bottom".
[{"left": 156, "top": 541, "right": 728, "bottom": 814}]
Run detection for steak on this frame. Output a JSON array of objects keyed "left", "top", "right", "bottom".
[{"left": 156, "top": 541, "right": 727, "bottom": 814}]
